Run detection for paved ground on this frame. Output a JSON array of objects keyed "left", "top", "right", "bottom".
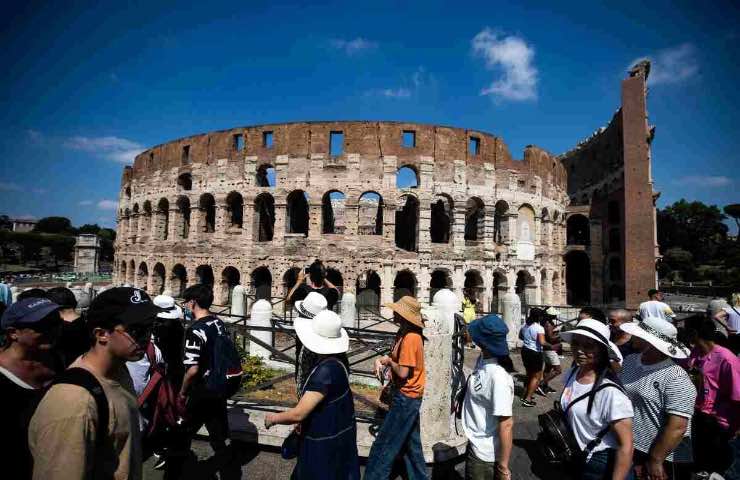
[{"left": 144, "top": 348, "right": 573, "bottom": 480}]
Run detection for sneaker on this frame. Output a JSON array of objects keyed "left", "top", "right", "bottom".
[
  {"left": 535, "top": 386, "right": 548, "bottom": 397},
  {"left": 520, "top": 398, "right": 537, "bottom": 407},
  {"left": 153, "top": 454, "right": 167, "bottom": 471}
]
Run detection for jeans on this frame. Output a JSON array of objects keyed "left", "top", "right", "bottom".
[
  {"left": 579, "top": 449, "right": 634, "bottom": 480},
  {"left": 364, "top": 391, "right": 427, "bottom": 480}
]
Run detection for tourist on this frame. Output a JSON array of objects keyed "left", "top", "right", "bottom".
[
  {"left": 463, "top": 289, "right": 478, "bottom": 347},
  {"left": 609, "top": 309, "right": 639, "bottom": 359},
  {"left": 559, "top": 319, "right": 635, "bottom": 480},
  {"left": 292, "top": 291, "right": 329, "bottom": 397},
  {"left": 541, "top": 307, "right": 563, "bottom": 395},
  {"left": 0, "top": 297, "right": 62, "bottom": 479},
  {"left": 462, "top": 314, "right": 514, "bottom": 480},
  {"left": 684, "top": 316, "right": 740, "bottom": 477},
  {"left": 580, "top": 306, "right": 608, "bottom": 323},
  {"left": 29, "top": 287, "right": 160, "bottom": 480},
  {"left": 618, "top": 316, "right": 696, "bottom": 480},
  {"left": 150, "top": 294, "right": 186, "bottom": 383},
  {"left": 365, "top": 296, "right": 427, "bottom": 480},
  {"left": 639, "top": 289, "right": 676, "bottom": 323},
  {"left": 286, "top": 259, "right": 340, "bottom": 311},
  {"left": 0, "top": 276, "right": 13, "bottom": 306},
  {"left": 46, "top": 287, "right": 88, "bottom": 367},
  {"left": 519, "top": 308, "right": 552, "bottom": 406},
  {"left": 265, "top": 309, "right": 359, "bottom": 479},
  {"left": 713, "top": 292, "right": 740, "bottom": 354}
]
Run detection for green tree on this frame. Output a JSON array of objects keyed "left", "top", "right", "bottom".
[
  {"left": 0, "top": 215, "right": 12, "bottom": 231},
  {"left": 657, "top": 200, "right": 728, "bottom": 263},
  {"left": 33, "top": 216, "right": 75, "bottom": 235},
  {"left": 78, "top": 223, "right": 102, "bottom": 234}
]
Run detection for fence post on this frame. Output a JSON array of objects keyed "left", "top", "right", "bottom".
[
  {"left": 249, "top": 299, "right": 273, "bottom": 361},
  {"left": 502, "top": 286, "right": 522, "bottom": 348},
  {"left": 340, "top": 292, "right": 356, "bottom": 329},
  {"left": 231, "top": 285, "right": 246, "bottom": 319}
]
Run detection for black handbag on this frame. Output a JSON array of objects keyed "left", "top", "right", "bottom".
[{"left": 281, "top": 430, "right": 300, "bottom": 459}]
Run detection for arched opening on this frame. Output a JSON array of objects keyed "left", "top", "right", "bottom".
[
  {"left": 608, "top": 228, "right": 621, "bottom": 253},
  {"left": 137, "top": 262, "right": 148, "bottom": 290},
  {"left": 429, "top": 269, "right": 452, "bottom": 303},
  {"left": 254, "top": 193, "right": 275, "bottom": 242},
  {"left": 171, "top": 264, "right": 187, "bottom": 298},
  {"left": 221, "top": 266, "right": 241, "bottom": 304},
  {"left": 326, "top": 268, "right": 344, "bottom": 295},
  {"left": 125, "top": 185, "right": 131, "bottom": 198},
  {"left": 358, "top": 192, "right": 383, "bottom": 235},
  {"left": 517, "top": 204, "right": 535, "bottom": 242},
  {"left": 396, "top": 165, "right": 419, "bottom": 189},
  {"left": 608, "top": 200, "right": 620, "bottom": 224},
  {"left": 128, "top": 259, "right": 135, "bottom": 285},
  {"left": 286, "top": 190, "right": 309, "bottom": 236},
  {"left": 176, "top": 196, "right": 191, "bottom": 239},
  {"left": 256, "top": 164, "right": 276, "bottom": 187},
  {"left": 152, "top": 263, "right": 165, "bottom": 295},
  {"left": 609, "top": 256, "right": 622, "bottom": 282},
  {"left": 123, "top": 208, "right": 131, "bottom": 238},
  {"left": 430, "top": 196, "right": 452, "bottom": 244},
  {"left": 177, "top": 173, "right": 193, "bottom": 191},
  {"left": 322, "top": 191, "right": 346, "bottom": 234},
  {"left": 515, "top": 270, "right": 534, "bottom": 308},
  {"left": 464, "top": 270, "right": 485, "bottom": 310},
  {"left": 393, "top": 270, "right": 417, "bottom": 300},
  {"left": 195, "top": 265, "right": 214, "bottom": 287},
  {"left": 251, "top": 267, "right": 272, "bottom": 300},
  {"left": 567, "top": 214, "right": 590, "bottom": 246},
  {"left": 120, "top": 261, "right": 127, "bottom": 284},
  {"left": 465, "top": 197, "right": 485, "bottom": 242},
  {"left": 395, "top": 195, "right": 419, "bottom": 252},
  {"left": 491, "top": 272, "right": 507, "bottom": 313},
  {"left": 157, "top": 198, "right": 170, "bottom": 240},
  {"left": 356, "top": 270, "right": 381, "bottom": 315},
  {"left": 199, "top": 194, "right": 216, "bottom": 234},
  {"left": 494, "top": 200, "right": 509, "bottom": 244},
  {"left": 565, "top": 251, "right": 591, "bottom": 305},
  {"left": 226, "top": 192, "right": 244, "bottom": 229},
  {"left": 608, "top": 284, "right": 624, "bottom": 303}
]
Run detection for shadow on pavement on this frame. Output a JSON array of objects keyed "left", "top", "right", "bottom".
[
  {"left": 181, "top": 440, "right": 259, "bottom": 480},
  {"left": 513, "top": 438, "right": 572, "bottom": 480}
]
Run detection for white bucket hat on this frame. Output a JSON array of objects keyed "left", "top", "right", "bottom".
[
  {"left": 294, "top": 310, "right": 349, "bottom": 355},
  {"left": 560, "top": 318, "right": 623, "bottom": 363},
  {"left": 153, "top": 294, "right": 183, "bottom": 320},
  {"left": 293, "top": 291, "right": 328, "bottom": 319},
  {"left": 619, "top": 316, "right": 690, "bottom": 359}
]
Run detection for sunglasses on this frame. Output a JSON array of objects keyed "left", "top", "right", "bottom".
[{"left": 115, "top": 324, "right": 153, "bottom": 346}]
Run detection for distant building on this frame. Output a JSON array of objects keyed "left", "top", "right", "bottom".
[
  {"left": 74, "top": 234, "right": 101, "bottom": 274},
  {"left": 12, "top": 218, "right": 37, "bottom": 232}
]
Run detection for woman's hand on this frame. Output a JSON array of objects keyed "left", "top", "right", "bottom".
[
  {"left": 265, "top": 413, "right": 277, "bottom": 429},
  {"left": 297, "top": 269, "right": 306, "bottom": 284},
  {"left": 374, "top": 357, "right": 389, "bottom": 379}
]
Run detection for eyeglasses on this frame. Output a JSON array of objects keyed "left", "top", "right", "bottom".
[{"left": 115, "top": 325, "right": 153, "bottom": 346}]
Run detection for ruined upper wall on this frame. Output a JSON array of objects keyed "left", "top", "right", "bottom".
[{"left": 127, "top": 121, "right": 566, "bottom": 190}]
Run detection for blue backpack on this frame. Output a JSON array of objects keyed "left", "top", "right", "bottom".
[{"left": 199, "top": 317, "right": 243, "bottom": 398}]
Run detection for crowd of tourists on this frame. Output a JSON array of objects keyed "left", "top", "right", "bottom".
[{"left": 0, "top": 263, "right": 738, "bottom": 480}]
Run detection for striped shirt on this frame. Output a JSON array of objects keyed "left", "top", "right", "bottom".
[{"left": 619, "top": 354, "right": 697, "bottom": 463}]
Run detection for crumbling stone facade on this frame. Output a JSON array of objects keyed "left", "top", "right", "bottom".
[{"left": 114, "top": 65, "right": 657, "bottom": 310}]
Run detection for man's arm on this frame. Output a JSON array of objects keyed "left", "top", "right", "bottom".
[
  {"left": 646, "top": 415, "right": 689, "bottom": 480},
  {"left": 496, "top": 416, "right": 513, "bottom": 473},
  {"left": 180, "top": 364, "right": 199, "bottom": 397}
]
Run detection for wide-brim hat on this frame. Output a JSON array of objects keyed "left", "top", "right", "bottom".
[
  {"left": 385, "top": 296, "right": 424, "bottom": 328},
  {"left": 468, "top": 314, "right": 509, "bottom": 357},
  {"left": 294, "top": 310, "right": 349, "bottom": 355},
  {"left": 294, "top": 291, "right": 328, "bottom": 319},
  {"left": 153, "top": 295, "right": 183, "bottom": 320},
  {"left": 560, "top": 318, "right": 623, "bottom": 363},
  {"left": 620, "top": 316, "right": 690, "bottom": 359}
]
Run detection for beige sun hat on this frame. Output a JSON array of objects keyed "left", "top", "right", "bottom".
[
  {"left": 385, "top": 296, "right": 424, "bottom": 329},
  {"left": 294, "top": 310, "right": 349, "bottom": 355},
  {"left": 560, "top": 318, "right": 624, "bottom": 363},
  {"left": 620, "top": 316, "right": 690, "bottom": 359}
]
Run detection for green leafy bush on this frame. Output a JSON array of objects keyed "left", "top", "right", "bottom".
[{"left": 241, "top": 354, "right": 278, "bottom": 389}]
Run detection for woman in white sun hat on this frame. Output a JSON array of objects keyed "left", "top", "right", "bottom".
[
  {"left": 292, "top": 292, "right": 328, "bottom": 396},
  {"left": 559, "top": 318, "right": 635, "bottom": 480},
  {"left": 617, "top": 317, "right": 695, "bottom": 480},
  {"left": 265, "top": 310, "right": 359, "bottom": 479}
]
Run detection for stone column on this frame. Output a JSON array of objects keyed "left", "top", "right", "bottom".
[
  {"left": 273, "top": 200, "right": 287, "bottom": 247},
  {"left": 381, "top": 262, "right": 394, "bottom": 316},
  {"left": 168, "top": 207, "right": 178, "bottom": 241},
  {"left": 418, "top": 200, "right": 431, "bottom": 255},
  {"left": 308, "top": 203, "right": 321, "bottom": 240},
  {"left": 340, "top": 292, "right": 356, "bottom": 329},
  {"left": 214, "top": 195, "right": 228, "bottom": 239},
  {"left": 249, "top": 300, "right": 273, "bottom": 361},
  {"left": 242, "top": 200, "right": 254, "bottom": 241},
  {"left": 452, "top": 265, "right": 464, "bottom": 301},
  {"left": 483, "top": 205, "right": 495, "bottom": 251},
  {"left": 502, "top": 286, "right": 522, "bottom": 347},
  {"left": 452, "top": 205, "right": 466, "bottom": 252},
  {"left": 417, "top": 265, "right": 430, "bottom": 307}
]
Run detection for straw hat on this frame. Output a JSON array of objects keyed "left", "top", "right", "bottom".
[
  {"left": 620, "top": 316, "right": 690, "bottom": 359},
  {"left": 385, "top": 296, "right": 424, "bottom": 329},
  {"left": 153, "top": 294, "right": 183, "bottom": 320},
  {"left": 294, "top": 310, "right": 349, "bottom": 355},
  {"left": 560, "top": 318, "right": 623, "bottom": 363},
  {"left": 294, "top": 291, "right": 328, "bottom": 319}
]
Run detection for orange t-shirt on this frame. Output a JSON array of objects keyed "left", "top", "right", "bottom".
[{"left": 392, "top": 332, "right": 425, "bottom": 398}]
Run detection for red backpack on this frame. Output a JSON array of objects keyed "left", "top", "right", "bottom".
[{"left": 138, "top": 342, "right": 186, "bottom": 437}]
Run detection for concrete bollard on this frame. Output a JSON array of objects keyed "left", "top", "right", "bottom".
[
  {"left": 340, "top": 292, "right": 356, "bottom": 329},
  {"left": 10, "top": 286, "right": 19, "bottom": 302},
  {"left": 432, "top": 288, "right": 460, "bottom": 333},
  {"left": 65, "top": 282, "right": 72, "bottom": 288},
  {"left": 249, "top": 299, "right": 273, "bottom": 361},
  {"left": 231, "top": 285, "right": 246, "bottom": 317},
  {"left": 502, "top": 286, "right": 522, "bottom": 348}
]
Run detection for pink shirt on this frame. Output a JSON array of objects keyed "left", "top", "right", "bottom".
[{"left": 688, "top": 344, "right": 740, "bottom": 430}]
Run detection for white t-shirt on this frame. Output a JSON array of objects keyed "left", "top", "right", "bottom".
[
  {"left": 126, "top": 343, "right": 163, "bottom": 396},
  {"left": 639, "top": 300, "right": 676, "bottom": 322},
  {"left": 560, "top": 370, "right": 634, "bottom": 456},
  {"left": 462, "top": 356, "right": 515, "bottom": 463},
  {"left": 722, "top": 306, "right": 740, "bottom": 333},
  {"left": 521, "top": 323, "right": 545, "bottom": 352}
]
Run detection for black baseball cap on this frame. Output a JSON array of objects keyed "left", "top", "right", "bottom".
[
  {"left": 1, "top": 297, "right": 61, "bottom": 329},
  {"left": 87, "top": 287, "right": 161, "bottom": 330}
]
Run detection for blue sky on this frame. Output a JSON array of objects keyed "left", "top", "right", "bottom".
[{"left": 1, "top": 0, "right": 738, "bottom": 232}]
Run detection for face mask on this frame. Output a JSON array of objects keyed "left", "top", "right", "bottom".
[{"left": 183, "top": 305, "right": 193, "bottom": 322}]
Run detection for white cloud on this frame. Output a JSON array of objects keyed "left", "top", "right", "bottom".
[
  {"left": 97, "top": 199, "right": 119, "bottom": 210},
  {"left": 78, "top": 200, "right": 94, "bottom": 206},
  {"left": 672, "top": 175, "right": 730, "bottom": 187},
  {"left": 63, "top": 135, "right": 144, "bottom": 164},
  {"left": 0, "top": 182, "right": 22, "bottom": 192},
  {"left": 630, "top": 43, "right": 698, "bottom": 86},
  {"left": 380, "top": 88, "right": 412, "bottom": 98},
  {"left": 330, "top": 37, "right": 377, "bottom": 56},
  {"left": 471, "top": 28, "right": 538, "bottom": 101}
]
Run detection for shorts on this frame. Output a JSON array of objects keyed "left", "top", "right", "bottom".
[
  {"left": 543, "top": 350, "right": 561, "bottom": 366},
  {"left": 521, "top": 347, "right": 544, "bottom": 373}
]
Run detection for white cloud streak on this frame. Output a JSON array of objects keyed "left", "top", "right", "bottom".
[
  {"left": 672, "top": 175, "right": 730, "bottom": 187},
  {"left": 472, "top": 28, "right": 538, "bottom": 101},
  {"left": 97, "top": 199, "right": 119, "bottom": 210},
  {"left": 63, "top": 135, "right": 144, "bottom": 164},
  {"left": 380, "top": 88, "right": 412, "bottom": 98},
  {"left": 330, "top": 37, "right": 377, "bottom": 56},
  {"left": 630, "top": 43, "right": 698, "bottom": 86}
]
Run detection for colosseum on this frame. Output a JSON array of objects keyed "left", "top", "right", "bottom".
[{"left": 114, "top": 62, "right": 658, "bottom": 312}]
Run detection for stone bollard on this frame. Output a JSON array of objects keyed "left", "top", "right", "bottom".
[
  {"left": 249, "top": 299, "right": 273, "bottom": 361},
  {"left": 502, "top": 286, "right": 522, "bottom": 348},
  {"left": 10, "top": 286, "right": 19, "bottom": 302},
  {"left": 340, "top": 292, "right": 356, "bottom": 329},
  {"left": 432, "top": 289, "right": 460, "bottom": 333},
  {"left": 66, "top": 282, "right": 72, "bottom": 289},
  {"left": 230, "top": 285, "right": 246, "bottom": 320}
]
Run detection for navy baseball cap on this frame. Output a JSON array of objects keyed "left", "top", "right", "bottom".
[
  {"left": 468, "top": 313, "right": 509, "bottom": 357},
  {"left": 87, "top": 287, "right": 161, "bottom": 330},
  {"left": 1, "top": 297, "right": 61, "bottom": 329}
]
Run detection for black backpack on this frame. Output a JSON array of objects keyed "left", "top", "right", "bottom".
[
  {"left": 537, "top": 369, "right": 625, "bottom": 464},
  {"left": 199, "top": 317, "right": 243, "bottom": 398}
]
